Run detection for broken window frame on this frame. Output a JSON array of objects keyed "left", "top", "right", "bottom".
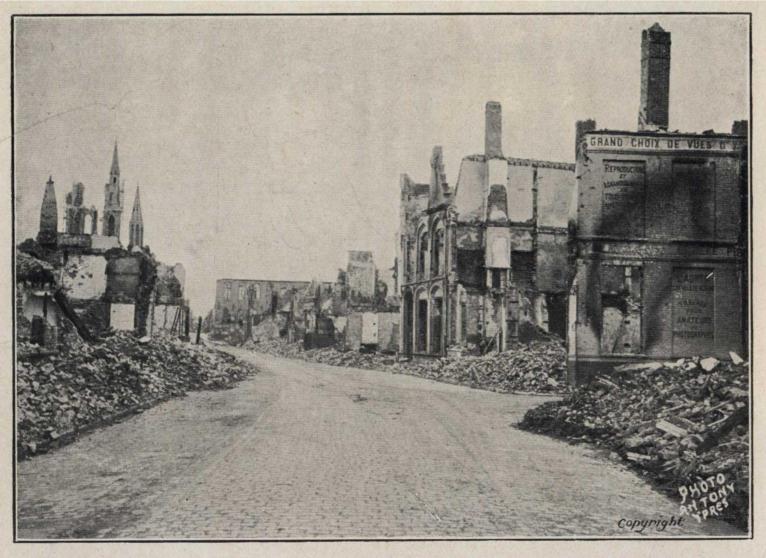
[
  {"left": 599, "top": 263, "right": 643, "bottom": 356},
  {"left": 417, "top": 226, "right": 429, "bottom": 280}
]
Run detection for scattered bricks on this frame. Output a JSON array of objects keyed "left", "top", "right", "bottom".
[
  {"left": 700, "top": 357, "right": 720, "bottom": 372},
  {"left": 518, "top": 356, "right": 749, "bottom": 530},
  {"left": 246, "top": 337, "right": 568, "bottom": 395},
  {"left": 16, "top": 332, "right": 256, "bottom": 459}
]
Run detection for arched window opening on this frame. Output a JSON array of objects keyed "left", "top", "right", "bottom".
[
  {"left": 417, "top": 228, "right": 429, "bottom": 279},
  {"left": 415, "top": 289, "right": 428, "bottom": 353},
  {"left": 432, "top": 225, "right": 445, "bottom": 276},
  {"left": 430, "top": 286, "right": 444, "bottom": 355}
]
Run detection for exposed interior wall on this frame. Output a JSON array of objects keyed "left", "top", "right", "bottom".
[
  {"left": 535, "top": 231, "right": 569, "bottom": 293},
  {"left": 22, "top": 291, "right": 60, "bottom": 327},
  {"left": 507, "top": 164, "right": 535, "bottom": 223},
  {"left": 152, "top": 304, "right": 182, "bottom": 331},
  {"left": 61, "top": 254, "right": 108, "bottom": 300},
  {"left": 453, "top": 157, "right": 486, "bottom": 222},
  {"left": 110, "top": 303, "right": 135, "bottom": 331},
  {"left": 106, "top": 255, "right": 141, "bottom": 301},
  {"left": 537, "top": 166, "right": 575, "bottom": 228}
]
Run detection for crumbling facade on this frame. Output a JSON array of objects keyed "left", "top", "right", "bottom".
[
  {"left": 398, "top": 101, "right": 575, "bottom": 357},
  {"left": 569, "top": 23, "right": 748, "bottom": 383},
  {"left": 214, "top": 278, "right": 331, "bottom": 325},
  {"left": 64, "top": 182, "right": 98, "bottom": 236},
  {"left": 22, "top": 142, "right": 187, "bottom": 339},
  {"left": 346, "top": 250, "right": 376, "bottom": 301}
]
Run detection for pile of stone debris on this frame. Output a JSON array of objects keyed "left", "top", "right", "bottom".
[
  {"left": 248, "top": 338, "right": 567, "bottom": 395},
  {"left": 519, "top": 355, "right": 749, "bottom": 530},
  {"left": 17, "top": 331, "right": 255, "bottom": 459}
]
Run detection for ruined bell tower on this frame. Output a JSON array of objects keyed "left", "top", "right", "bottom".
[
  {"left": 638, "top": 23, "right": 671, "bottom": 131},
  {"left": 102, "top": 142, "right": 124, "bottom": 239},
  {"left": 37, "top": 175, "right": 58, "bottom": 244}
]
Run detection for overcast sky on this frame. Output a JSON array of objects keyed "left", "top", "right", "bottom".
[{"left": 13, "top": 14, "right": 748, "bottom": 314}]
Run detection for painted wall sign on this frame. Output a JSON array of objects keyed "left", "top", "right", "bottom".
[
  {"left": 602, "top": 160, "right": 646, "bottom": 236},
  {"left": 587, "top": 133, "right": 744, "bottom": 153},
  {"left": 672, "top": 267, "right": 715, "bottom": 355}
]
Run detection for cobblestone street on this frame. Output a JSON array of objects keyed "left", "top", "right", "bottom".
[{"left": 17, "top": 348, "right": 742, "bottom": 539}]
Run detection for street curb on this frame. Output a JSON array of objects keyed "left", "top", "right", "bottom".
[{"left": 17, "top": 395, "right": 172, "bottom": 461}]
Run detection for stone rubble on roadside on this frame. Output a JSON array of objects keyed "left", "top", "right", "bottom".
[
  {"left": 17, "top": 331, "right": 255, "bottom": 459},
  {"left": 245, "top": 337, "right": 568, "bottom": 395},
  {"left": 518, "top": 355, "right": 749, "bottom": 530}
]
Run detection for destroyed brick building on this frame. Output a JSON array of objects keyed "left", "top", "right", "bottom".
[
  {"left": 213, "top": 278, "right": 332, "bottom": 325},
  {"left": 397, "top": 101, "right": 575, "bottom": 357},
  {"left": 568, "top": 23, "right": 748, "bottom": 383},
  {"left": 346, "top": 250, "right": 376, "bottom": 301},
  {"left": 212, "top": 250, "right": 399, "bottom": 350},
  {"left": 19, "top": 143, "right": 189, "bottom": 341}
]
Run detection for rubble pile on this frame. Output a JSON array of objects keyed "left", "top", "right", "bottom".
[
  {"left": 17, "top": 332, "right": 255, "bottom": 459},
  {"left": 248, "top": 338, "right": 567, "bottom": 394},
  {"left": 394, "top": 341, "right": 567, "bottom": 394},
  {"left": 519, "top": 356, "right": 750, "bottom": 530}
]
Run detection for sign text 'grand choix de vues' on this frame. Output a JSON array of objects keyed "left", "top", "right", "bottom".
[{"left": 585, "top": 132, "right": 745, "bottom": 153}]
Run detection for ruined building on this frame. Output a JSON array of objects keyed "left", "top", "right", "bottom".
[
  {"left": 24, "top": 143, "right": 188, "bottom": 338},
  {"left": 214, "top": 278, "right": 332, "bottom": 325},
  {"left": 346, "top": 250, "right": 377, "bottom": 301},
  {"left": 397, "top": 101, "right": 575, "bottom": 357},
  {"left": 569, "top": 23, "right": 748, "bottom": 383},
  {"left": 35, "top": 143, "right": 130, "bottom": 252},
  {"left": 129, "top": 186, "right": 144, "bottom": 248},
  {"left": 64, "top": 182, "right": 98, "bottom": 236},
  {"left": 102, "top": 142, "right": 124, "bottom": 239}
]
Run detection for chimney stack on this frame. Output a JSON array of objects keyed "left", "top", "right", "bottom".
[
  {"left": 575, "top": 119, "right": 597, "bottom": 160},
  {"left": 732, "top": 120, "right": 748, "bottom": 137},
  {"left": 638, "top": 23, "right": 671, "bottom": 131},
  {"left": 485, "top": 101, "right": 503, "bottom": 158}
]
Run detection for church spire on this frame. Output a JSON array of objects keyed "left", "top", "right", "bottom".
[
  {"left": 103, "top": 142, "right": 124, "bottom": 239},
  {"left": 110, "top": 141, "right": 120, "bottom": 177},
  {"left": 129, "top": 185, "right": 144, "bottom": 248}
]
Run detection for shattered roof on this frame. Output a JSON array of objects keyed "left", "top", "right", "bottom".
[{"left": 16, "top": 250, "right": 56, "bottom": 284}]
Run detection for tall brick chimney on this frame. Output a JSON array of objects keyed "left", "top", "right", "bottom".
[
  {"left": 638, "top": 23, "right": 671, "bottom": 131},
  {"left": 485, "top": 101, "right": 503, "bottom": 158}
]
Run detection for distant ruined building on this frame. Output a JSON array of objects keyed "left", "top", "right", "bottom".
[
  {"left": 36, "top": 142, "right": 142, "bottom": 251},
  {"left": 64, "top": 182, "right": 98, "bottom": 235}
]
